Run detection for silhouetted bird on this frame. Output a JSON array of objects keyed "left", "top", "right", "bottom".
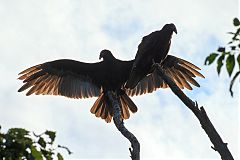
[
  {"left": 125, "top": 55, "right": 205, "bottom": 96},
  {"left": 125, "top": 23, "right": 204, "bottom": 94},
  {"left": 126, "top": 23, "right": 178, "bottom": 89},
  {"left": 18, "top": 50, "right": 137, "bottom": 123}
]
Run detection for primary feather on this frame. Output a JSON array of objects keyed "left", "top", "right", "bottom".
[{"left": 18, "top": 50, "right": 137, "bottom": 123}]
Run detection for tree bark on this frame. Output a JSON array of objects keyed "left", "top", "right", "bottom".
[
  {"left": 107, "top": 91, "right": 140, "bottom": 160},
  {"left": 155, "top": 64, "right": 234, "bottom": 160}
]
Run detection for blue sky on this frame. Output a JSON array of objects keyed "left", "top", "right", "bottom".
[{"left": 0, "top": 0, "right": 239, "bottom": 159}]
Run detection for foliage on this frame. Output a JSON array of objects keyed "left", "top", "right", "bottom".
[
  {"left": 0, "top": 125, "right": 71, "bottom": 159},
  {"left": 205, "top": 17, "right": 240, "bottom": 96}
]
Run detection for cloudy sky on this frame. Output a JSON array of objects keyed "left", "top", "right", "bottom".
[{"left": 0, "top": 0, "right": 239, "bottom": 159}]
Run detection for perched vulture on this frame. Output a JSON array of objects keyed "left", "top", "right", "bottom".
[
  {"left": 18, "top": 50, "right": 137, "bottom": 123},
  {"left": 125, "top": 55, "right": 205, "bottom": 96},
  {"left": 125, "top": 23, "right": 178, "bottom": 89}
]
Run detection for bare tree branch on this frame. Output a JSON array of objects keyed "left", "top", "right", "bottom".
[
  {"left": 155, "top": 64, "right": 234, "bottom": 160},
  {"left": 107, "top": 91, "right": 140, "bottom": 160}
]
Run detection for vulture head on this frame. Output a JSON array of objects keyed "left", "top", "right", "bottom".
[
  {"left": 99, "top": 49, "right": 115, "bottom": 61},
  {"left": 162, "top": 23, "right": 177, "bottom": 34}
]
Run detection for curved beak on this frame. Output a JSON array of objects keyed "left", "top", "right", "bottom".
[
  {"left": 99, "top": 53, "right": 103, "bottom": 60},
  {"left": 173, "top": 25, "right": 177, "bottom": 34}
]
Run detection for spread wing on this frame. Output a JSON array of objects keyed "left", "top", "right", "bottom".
[
  {"left": 18, "top": 59, "right": 104, "bottom": 99},
  {"left": 126, "top": 55, "right": 205, "bottom": 96}
]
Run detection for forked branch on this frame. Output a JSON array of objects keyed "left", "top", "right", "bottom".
[{"left": 155, "top": 64, "right": 234, "bottom": 160}]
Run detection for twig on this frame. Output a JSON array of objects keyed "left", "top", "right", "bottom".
[
  {"left": 107, "top": 91, "right": 140, "bottom": 160},
  {"left": 155, "top": 64, "right": 234, "bottom": 160}
]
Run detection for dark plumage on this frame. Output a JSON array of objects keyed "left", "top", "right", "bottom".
[
  {"left": 18, "top": 26, "right": 205, "bottom": 122},
  {"left": 18, "top": 50, "right": 137, "bottom": 123},
  {"left": 125, "top": 23, "right": 178, "bottom": 89},
  {"left": 125, "top": 55, "right": 205, "bottom": 96},
  {"left": 125, "top": 23, "right": 205, "bottom": 94}
]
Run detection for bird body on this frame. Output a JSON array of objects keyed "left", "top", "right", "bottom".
[
  {"left": 126, "top": 23, "right": 177, "bottom": 89},
  {"left": 98, "top": 52, "right": 133, "bottom": 92}
]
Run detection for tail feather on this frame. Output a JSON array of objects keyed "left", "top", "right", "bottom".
[
  {"left": 99, "top": 101, "right": 107, "bottom": 119},
  {"left": 90, "top": 93, "right": 138, "bottom": 123},
  {"left": 121, "top": 93, "right": 138, "bottom": 113},
  {"left": 90, "top": 93, "right": 104, "bottom": 114},
  {"left": 119, "top": 97, "right": 130, "bottom": 119}
]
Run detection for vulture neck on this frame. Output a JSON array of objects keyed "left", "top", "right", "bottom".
[{"left": 165, "top": 30, "right": 174, "bottom": 40}]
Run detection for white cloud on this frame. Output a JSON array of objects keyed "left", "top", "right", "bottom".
[{"left": 0, "top": 0, "right": 238, "bottom": 159}]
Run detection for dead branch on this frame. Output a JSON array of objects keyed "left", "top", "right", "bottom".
[
  {"left": 155, "top": 64, "right": 234, "bottom": 160},
  {"left": 107, "top": 91, "right": 140, "bottom": 160}
]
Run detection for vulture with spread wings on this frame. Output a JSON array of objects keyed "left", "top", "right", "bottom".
[{"left": 18, "top": 50, "right": 137, "bottom": 123}]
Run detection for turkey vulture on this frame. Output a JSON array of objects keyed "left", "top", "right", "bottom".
[
  {"left": 125, "top": 55, "right": 205, "bottom": 96},
  {"left": 125, "top": 23, "right": 178, "bottom": 89},
  {"left": 18, "top": 50, "right": 204, "bottom": 122},
  {"left": 18, "top": 50, "right": 137, "bottom": 123}
]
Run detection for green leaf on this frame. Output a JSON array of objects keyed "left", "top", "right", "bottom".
[
  {"left": 58, "top": 145, "right": 73, "bottom": 155},
  {"left": 38, "top": 137, "right": 46, "bottom": 148},
  {"left": 226, "top": 54, "right": 235, "bottom": 76},
  {"left": 204, "top": 53, "right": 219, "bottom": 65},
  {"left": 8, "top": 128, "right": 29, "bottom": 137},
  {"left": 45, "top": 131, "right": 56, "bottom": 144},
  {"left": 233, "top": 28, "right": 240, "bottom": 40},
  {"left": 0, "top": 127, "right": 69, "bottom": 160},
  {"left": 228, "top": 41, "right": 233, "bottom": 44},
  {"left": 217, "top": 54, "right": 225, "bottom": 75},
  {"left": 230, "top": 46, "right": 236, "bottom": 50},
  {"left": 229, "top": 71, "right": 240, "bottom": 97},
  {"left": 237, "top": 54, "right": 240, "bottom": 69},
  {"left": 233, "top": 18, "right": 240, "bottom": 26},
  {"left": 41, "top": 148, "right": 53, "bottom": 159},
  {"left": 57, "top": 153, "right": 64, "bottom": 160},
  {"left": 217, "top": 47, "right": 225, "bottom": 52},
  {"left": 227, "top": 32, "right": 235, "bottom": 35},
  {"left": 31, "top": 146, "right": 43, "bottom": 160}
]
